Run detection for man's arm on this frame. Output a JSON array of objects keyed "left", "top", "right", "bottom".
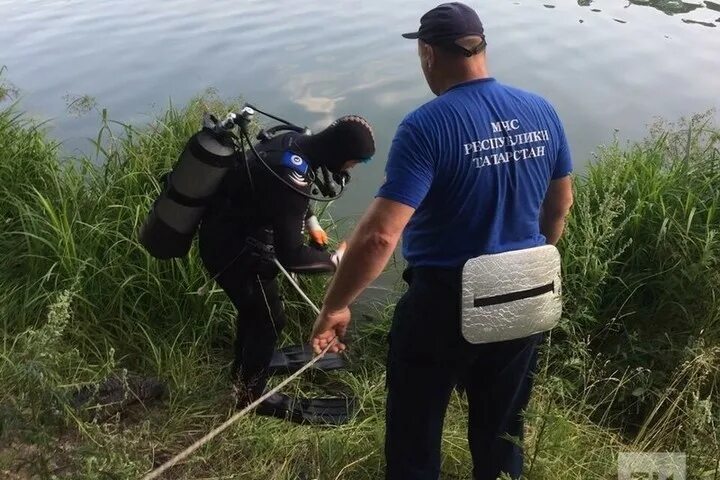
[
  {"left": 323, "top": 198, "right": 415, "bottom": 310},
  {"left": 540, "top": 176, "right": 573, "bottom": 245},
  {"left": 312, "top": 117, "right": 432, "bottom": 353},
  {"left": 271, "top": 169, "right": 335, "bottom": 273},
  {"left": 311, "top": 198, "right": 415, "bottom": 352},
  {"left": 272, "top": 211, "right": 335, "bottom": 273}
]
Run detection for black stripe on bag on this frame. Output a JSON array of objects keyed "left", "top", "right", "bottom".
[{"left": 473, "top": 282, "right": 555, "bottom": 308}]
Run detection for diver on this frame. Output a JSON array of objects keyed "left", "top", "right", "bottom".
[{"left": 197, "top": 114, "right": 375, "bottom": 422}]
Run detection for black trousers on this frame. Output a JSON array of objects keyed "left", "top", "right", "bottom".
[
  {"left": 385, "top": 267, "right": 543, "bottom": 480},
  {"left": 199, "top": 230, "right": 285, "bottom": 400}
]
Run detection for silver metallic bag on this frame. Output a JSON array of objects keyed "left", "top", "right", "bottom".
[{"left": 461, "top": 245, "right": 562, "bottom": 344}]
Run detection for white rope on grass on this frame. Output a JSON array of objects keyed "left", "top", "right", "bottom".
[
  {"left": 141, "top": 259, "right": 329, "bottom": 479},
  {"left": 141, "top": 339, "right": 335, "bottom": 480}
]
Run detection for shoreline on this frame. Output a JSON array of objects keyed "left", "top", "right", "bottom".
[{"left": 1, "top": 97, "right": 718, "bottom": 479}]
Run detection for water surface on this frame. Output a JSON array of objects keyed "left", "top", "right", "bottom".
[{"left": 2, "top": 0, "right": 719, "bottom": 223}]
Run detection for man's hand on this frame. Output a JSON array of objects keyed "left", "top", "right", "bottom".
[
  {"left": 306, "top": 215, "right": 329, "bottom": 247},
  {"left": 312, "top": 198, "right": 414, "bottom": 354},
  {"left": 311, "top": 306, "right": 350, "bottom": 354}
]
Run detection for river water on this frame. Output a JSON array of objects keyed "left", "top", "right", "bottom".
[{"left": 2, "top": 0, "right": 720, "bottom": 224}]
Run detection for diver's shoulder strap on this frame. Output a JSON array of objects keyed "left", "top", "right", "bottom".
[{"left": 256, "top": 133, "right": 309, "bottom": 175}]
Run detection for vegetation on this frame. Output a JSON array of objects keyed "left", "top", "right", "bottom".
[{"left": 0, "top": 81, "right": 718, "bottom": 479}]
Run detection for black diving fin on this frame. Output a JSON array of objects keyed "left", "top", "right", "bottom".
[
  {"left": 268, "top": 344, "right": 346, "bottom": 376},
  {"left": 257, "top": 392, "right": 354, "bottom": 425}
]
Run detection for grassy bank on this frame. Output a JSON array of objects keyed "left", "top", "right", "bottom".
[{"left": 0, "top": 88, "right": 718, "bottom": 479}]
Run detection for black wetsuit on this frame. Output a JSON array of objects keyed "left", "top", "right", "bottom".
[{"left": 198, "top": 132, "right": 334, "bottom": 398}]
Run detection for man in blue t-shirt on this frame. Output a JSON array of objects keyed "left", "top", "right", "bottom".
[{"left": 311, "top": 3, "right": 573, "bottom": 479}]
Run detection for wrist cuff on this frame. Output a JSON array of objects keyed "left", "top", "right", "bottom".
[{"left": 306, "top": 215, "right": 322, "bottom": 231}]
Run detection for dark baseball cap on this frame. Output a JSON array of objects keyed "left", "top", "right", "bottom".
[{"left": 402, "top": 2, "right": 486, "bottom": 55}]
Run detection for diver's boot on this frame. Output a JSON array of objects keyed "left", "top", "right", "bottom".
[
  {"left": 268, "top": 344, "right": 346, "bottom": 376},
  {"left": 231, "top": 369, "right": 267, "bottom": 410}
]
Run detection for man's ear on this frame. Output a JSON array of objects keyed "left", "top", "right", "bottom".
[{"left": 421, "top": 42, "right": 435, "bottom": 71}]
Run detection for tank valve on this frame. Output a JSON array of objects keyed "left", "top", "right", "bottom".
[{"left": 235, "top": 106, "right": 255, "bottom": 133}]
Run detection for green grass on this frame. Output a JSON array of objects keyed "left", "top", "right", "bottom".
[{"left": 0, "top": 83, "right": 718, "bottom": 479}]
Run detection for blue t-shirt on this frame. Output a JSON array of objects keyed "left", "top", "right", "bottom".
[{"left": 377, "top": 78, "right": 573, "bottom": 268}]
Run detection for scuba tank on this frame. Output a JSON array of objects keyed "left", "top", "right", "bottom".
[
  {"left": 138, "top": 105, "right": 355, "bottom": 260},
  {"left": 138, "top": 126, "right": 237, "bottom": 259}
]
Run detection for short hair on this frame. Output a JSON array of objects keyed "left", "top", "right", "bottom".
[{"left": 436, "top": 35, "right": 487, "bottom": 58}]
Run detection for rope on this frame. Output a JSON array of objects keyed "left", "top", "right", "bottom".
[
  {"left": 141, "top": 259, "right": 329, "bottom": 479},
  {"left": 141, "top": 339, "right": 335, "bottom": 480},
  {"left": 273, "top": 258, "right": 321, "bottom": 315}
]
